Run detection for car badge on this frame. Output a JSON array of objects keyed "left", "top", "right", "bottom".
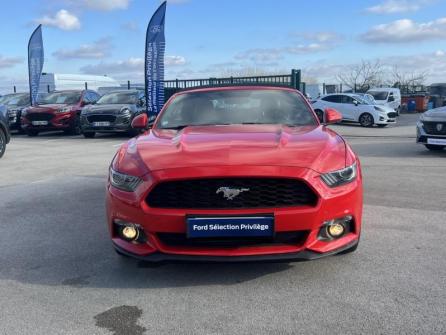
[
  {"left": 216, "top": 187, "right": 250, "bottom": 200},
  {"left": 436, "top": 123, "right": 444, "bottom": 132}
]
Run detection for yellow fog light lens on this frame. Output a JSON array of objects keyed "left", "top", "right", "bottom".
[
  {"left": 327, "top": 223, "right": 345, "bottom": 238},
  {"left": 122, "top": 225, "right": 138, "bottom": 240}
]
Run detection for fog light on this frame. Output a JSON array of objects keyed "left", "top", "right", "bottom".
[
  {"left": 327, "top": 222, "right": 345, "bottom": 238},
  {"left": 318, "top": 216, "right": 353, "bottom": 241},
  {"left": 122, "top": 225, "right": 138, "bottom": 240}
]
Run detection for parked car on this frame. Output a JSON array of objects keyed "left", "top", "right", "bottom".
[
  {"left": 0, "top": 105, "right": 11, "bottom": 158},
  {"left": 106, "top": 86, "right": 363, "bottom": 263},
  {"left": 312, "top": 93, "right": 397, "bottom": 127},
  {"left": 0, "top": 93, "right": 32, "bottom": 132},
  {"left": 367, "top": 88, "right": 401, "bottom": 115},
  {"left": 21, "top": 90, "right": 100, "bottom": 136},
  {"left": 80, "top": 90, "right": 146, "bottom": 138},
  {"left": 416, "top": 106, "right": 446, "bottom": 151}
]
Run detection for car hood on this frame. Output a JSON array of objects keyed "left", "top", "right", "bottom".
[
  {"left": 422, "top": 107, "right": 446, "bottom": 121},
  {"left": 114, "top": 124, "right": 348, "bottom": 176},
  {"left": 28, "top": 104, "right": 68, "bottom": 112},
  {"left": 84, "top": 104, "right": 134, "bottom": 114}
]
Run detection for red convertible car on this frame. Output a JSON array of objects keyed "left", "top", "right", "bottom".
[{"left": 106, "top": 86, "right": 363, "bottom": 263}]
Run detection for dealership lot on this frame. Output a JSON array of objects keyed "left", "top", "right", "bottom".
[{"left": 0, "top": 114, "right": 445, "bottom": 334}]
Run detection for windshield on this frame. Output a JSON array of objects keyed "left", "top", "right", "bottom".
[
  {"left": 0, "top": 94, "right": 30, "bottom": 106},
  {"left": 353, "top": 95, "right": 371, "bottom": 105},
  {"left": 368, "top": 91, "right": 388, "bottom": 101},
  {"left": 157, "top": 89, "right": 317, "bottom": 129},
  {"left": 96, "top": 92, "right": 138, "bottom": 105},
  {"left": 40, "top": 92, "right": 81, "bottom": 105}
]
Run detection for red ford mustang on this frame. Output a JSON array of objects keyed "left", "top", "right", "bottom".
[{"left": 106, "top": 86, "right": 363, "bottom": 263}]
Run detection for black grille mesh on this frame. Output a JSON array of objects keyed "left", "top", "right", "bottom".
[
  {"left": 147, "top": 178, "right": 318, "bottom": 209},
  {"left": 26, "top": 113, "right": 54, "bottom": 121},
  {"left": 87, "top": 115, "right": 117, "bottom": 123},
  {"left": 423, "top": 122, "right": 446, "bottom": 135}
]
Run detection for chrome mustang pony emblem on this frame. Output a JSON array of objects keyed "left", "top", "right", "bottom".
[{"left": 216, "top": 187, "right": 250, "bottom": 200}]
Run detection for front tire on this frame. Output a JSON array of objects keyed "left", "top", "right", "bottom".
[
  {"left": 359, "top": 113, "right": 374, "bottom": 127},
  {"left": 0, "top": 128, "right": 6, "bottom": 158},
  {"left": 66, "top": 115, "right": 81, "bottom": 135},
  {"left": 425, "top": 144, "right": 445, "bottom": 151}
]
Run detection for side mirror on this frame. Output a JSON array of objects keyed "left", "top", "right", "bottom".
[
  {"left": 324, "top": 108, "right": 342, "bottom": 124},
  {"left": 388, "top": 96, "right": 395, "bottom": 102},
  {"left": 353, "top": 100, "right": 359, "bottom": 106},
  {"left": 131, "top": 113, "right": 148, "bottom": 129}
]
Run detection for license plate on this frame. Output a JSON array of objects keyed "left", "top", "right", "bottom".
[
  {"left": 93, "top": 122, "right": 111, "bottom": 127},
  {"left": 187, "top": 216, "right": 274, "bottom": 238},
  {"left": 32, "top": 121, "right": 48, "bottom": 126},
  {"left": 427, "top": 138, "right": 446, "bottom": 145}
]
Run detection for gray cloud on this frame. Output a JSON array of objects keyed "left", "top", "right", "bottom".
[
  {"left": 365, "top": 0, "right": 435, "bottom": 14},
  {"left": 361, "top": 17, "right": 446, "bottom": 43},
  {"left": 35, "top": 9, "right": 81, "bottom": 31},
  {"left": 0, "top": 55, "right": 23, "bottom": 69},
  {"left": 53, "top": 38, "right": 113, "bottom": 60}
]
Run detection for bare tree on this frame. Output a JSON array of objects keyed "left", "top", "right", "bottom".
[
  {"left": 336, "top": 60, "right": 383, "bottom": 92},
  {"left": 390, "top": 65, "right": 427, "bottom": 87}
]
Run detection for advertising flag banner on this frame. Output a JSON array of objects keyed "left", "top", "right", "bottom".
[
  {"left": 28, "top": 25, "right": 44, "bottom": 106},
  {"left": 145, "top": 1, "right": 167, "bottom": 116}
]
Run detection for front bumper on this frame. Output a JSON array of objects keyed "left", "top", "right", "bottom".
[
  {"left": 113, "top": 239, "right": 359, "bottom": 263},
  {"left": 416, "top": 122, "right": 446, "bottom": 145},
  {"left": 22, "top": 112, "right": 74, "bottom": 131},
  {"left": 106, "top": 165, "right": 363, "bottom": 262},
  {"left": 81, "top": 114, "right": 132, "bottom": 133},
  {"left": 375, "top": 113, "right": 396, "bottom": 125}
]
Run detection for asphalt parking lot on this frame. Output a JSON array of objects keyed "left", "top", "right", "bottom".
[{"left": 0, "top": 113, "right": 445, "bottom": 335}]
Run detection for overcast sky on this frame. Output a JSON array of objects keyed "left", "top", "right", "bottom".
[{"left": 0, "top": 0, "right": 445, "bottom": 93}]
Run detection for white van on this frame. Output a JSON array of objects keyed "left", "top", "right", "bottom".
[
  {"left": 367, "top": 88, "right": 401, "bottom": 114},
  {"left": 38, "top": 73, "right": 120, "bottom": 93}
]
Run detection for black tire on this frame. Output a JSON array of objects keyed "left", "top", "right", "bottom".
[
  {"left": 0, "top": 128, "right": 6, "bottom": 159},
  {"left": 377, "top": 124, "right": 388, "bottom": 128},
  {"left": 26, "top": 129, "right": 39, "bottom": 137},
  {"left": 66, "top": 115, "right": 81, "bottom": 135},
  {"left": 396, "top": 107, "right": 401, "bottom": 116},
  {"left": 359, "top": 113, "right": 374, "bottom": 127},
  {"left": 314, "top": 109, "right": 324, "bottom": 123},
  {"left": 425, "top": 144, "right": 445, "bottom": 151},
  {"left": 337, "top": 241, "right": 359, "bottom": 255},
  {"left": 83, "top": 132, "right": 96, "bottom": 138}
]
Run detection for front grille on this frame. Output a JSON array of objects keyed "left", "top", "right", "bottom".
[
  {"left": 26, "top": 113, "right": 54, "bottom": 121},
  {"left": 146, "top": 178, "right": 318, "bottom": 209},
  {"left": 387, "top": 112, "right": 397, "bottom": 118},
  {"left": 423, "top": 122, "right": 446, "bottom": 135},
  {"left": 87, "top": 115, "right": 117, "bottom": 123},
  {"left": 157, "top": 231, "right": 309, "bottom": 248}
]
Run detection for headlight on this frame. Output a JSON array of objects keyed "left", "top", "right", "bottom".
[
  {"left": 7, "top": 109, "right": 18, "bottom": 117},
  {"left": 21, "top": 108, "right": 28, "bottom": 117},
  {"left": 110, "top": 168, "right": 143, "bottom": 192},
  {"left": 120, "top": 108, "right": 132, "bottom": 116},
  {"left": 321, "top": 162, "right": 357, "bottom": 187},
  {"left": 374, "top": 106, "right": 386, "bottom": 113},
  {"left": 58, "top": 107, "right": 71, "bottom": 113}
]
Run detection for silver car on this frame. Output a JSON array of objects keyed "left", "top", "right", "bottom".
[{"left": 416, "top": 106, "right": 446, "bottom": 151}]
